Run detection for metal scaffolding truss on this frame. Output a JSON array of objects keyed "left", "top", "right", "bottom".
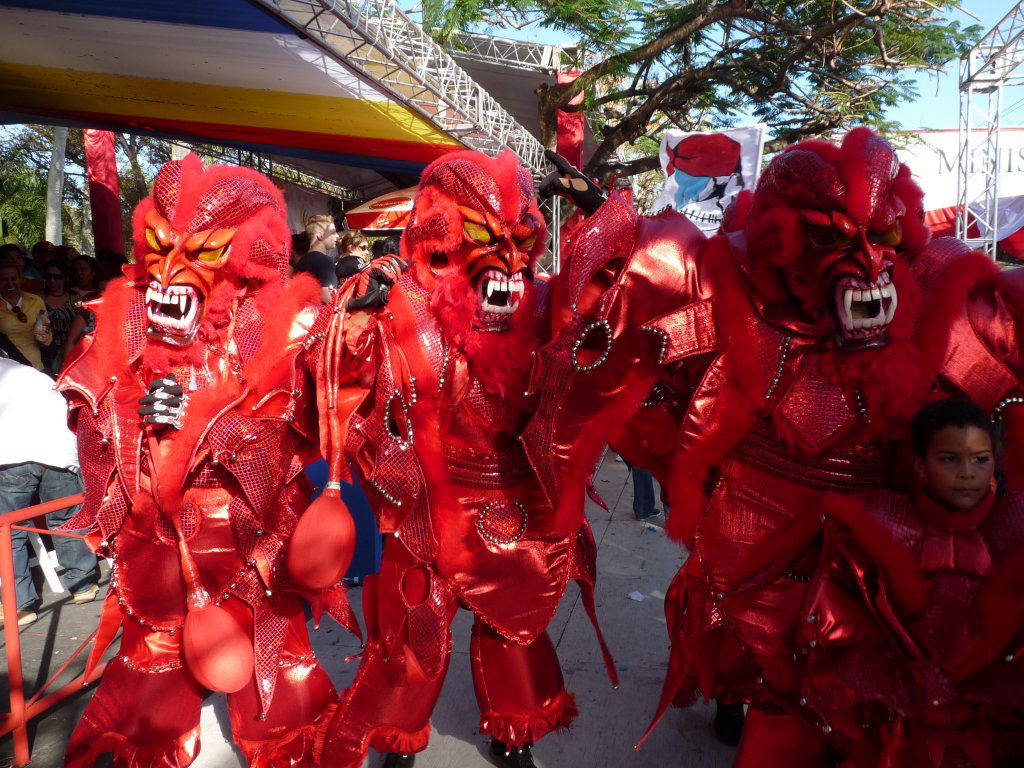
[
  {"left": 253, "top": 0, "right": 548, "bottom": 177},
  {"left": 447, "top": 31, "right": 575, "bottom": 74},
  {"left": 170, "top": 139, "right": 360, "bottom": 200},
  {"left": 956, "top": 0, "right": 1024, "bottom": 257}
]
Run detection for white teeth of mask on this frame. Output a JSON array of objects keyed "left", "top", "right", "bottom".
[{"left": 838, "top": 276, "right": 898, "bottom": 333}]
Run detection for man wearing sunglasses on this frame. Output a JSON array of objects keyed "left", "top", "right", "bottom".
[{"left": 0, "top": 258, "right": 51, "bottom": 370}]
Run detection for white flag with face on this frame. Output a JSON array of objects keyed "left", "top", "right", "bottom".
[{"left": 652, "top": 125, "right": 766, "bottom": 233}]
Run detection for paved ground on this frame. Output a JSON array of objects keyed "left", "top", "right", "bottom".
[{"left": 1, "top": 452, "right": 735, "bottom": 768}]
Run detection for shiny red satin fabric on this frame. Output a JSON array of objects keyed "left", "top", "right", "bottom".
[
  {"left": 471, "top": 620, "right": 575, "bottom": 745},
  {"left": 67, "top": 602, "right": 336, "bottom": 768},
  {"left": 320, "top": 538, "right": 577, "bottom": 768},
  {"left": 734, "top": 709, "right": 831, "bottom": 768}
]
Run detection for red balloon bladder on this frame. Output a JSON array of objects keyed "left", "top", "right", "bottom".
[
  {"left": 287, "top": 492, "right": 356, "bottom": 590},
  {"left": 183, "top": 603, "right": 254, "bottom": 693}
]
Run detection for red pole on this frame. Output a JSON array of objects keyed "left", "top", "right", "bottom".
[
  {"left": 0, "top": 520, "right": 30, "bottom": 767},
  {"left": 83, "top": 129, "right": 123, "bottom": 254},
  {"left": 0, "top": 493, "right": 84, "bottom": 525}
]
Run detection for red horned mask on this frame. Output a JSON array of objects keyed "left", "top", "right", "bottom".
[
  {"left": 738, "top": 127, "right": 930, "bottom": 350},
  {"left": 401, "top": 150, "right": 546, "bottom": 332},
  {"left": 132, "top": 154, "right": 290, "bottom": 348}
]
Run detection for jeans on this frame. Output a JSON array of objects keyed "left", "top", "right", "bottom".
[
  {"left": 631, "top": 467, "right": 657, "bottom": 520},
  {"left": 0, "top": 462, "right": 99, "bottom": 610}
]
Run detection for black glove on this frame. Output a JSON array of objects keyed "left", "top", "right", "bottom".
[
  {"left": 538, "top": 149, "right": 607, "bottom": 215},
  {"left": 346, "top": 256, "right": 409, "bottom": 311},
  {"left": 139, "top": 375, "right": 186, "bottom": 429}
]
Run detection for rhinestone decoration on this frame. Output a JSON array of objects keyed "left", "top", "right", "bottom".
[
  {"left": 853, "top": 388, "right": 869, "bottom": 419},
  {"left": 476, "top": 501, "right": 528, "bottom": 545},
  {"left": 995, "top": 396, "right": 1024, "bottom": 416},
  {"left": 763, "top": 335, "right": 792, "bottom": 400},
  {"left": 118, "top": 655, "right": 182, "bottom": 674},
  {"left": 572, "top": 319, "right": 613, "bottom": 372},
  {"left": 640, "top": 326, "right": 669, "bottom": 365},
  {"left": 385, "top": 389, "right": 414, "bottom": 449}
]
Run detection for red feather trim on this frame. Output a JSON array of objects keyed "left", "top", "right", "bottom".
[
  {"left": 366, "top": 722, "right": 433, "bottom": 757},
  {"left": 479, "top": 689, "right": 578, "bottom": 746},
  {"left": 65, "top": 726, "right": 200, "bottom": 768}
]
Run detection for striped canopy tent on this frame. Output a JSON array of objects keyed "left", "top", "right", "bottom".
[{"left": 0, "top": 0, "right": 462, "bottom": 179}]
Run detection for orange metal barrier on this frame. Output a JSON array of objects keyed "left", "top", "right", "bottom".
[{"left": 0, "top": 493, "right": 106, "bottom": 768}]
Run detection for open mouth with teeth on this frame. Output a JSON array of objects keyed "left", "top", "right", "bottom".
[
  {"left": 832, "top": 272, "right": 898, "bottom": 348},
  {"left": 474, "top": 268, "right": 526, "bottom": 330},
  {"left": 146, "top": 281, "right": 202, "bottom": 345}
]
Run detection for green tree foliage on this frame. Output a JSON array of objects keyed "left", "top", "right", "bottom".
[
  {"left": 424, "top": 0, "right": 981, "bottom": 179},
  {"left": 0, "top": 125, "right": 169, "bottom": 254}
]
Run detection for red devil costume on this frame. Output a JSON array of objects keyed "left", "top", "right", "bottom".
[
  {"left": 535, "top": 127, "right": 1024, "bottom": 766},
  {"left": 309, "top": 150, "right": 615, "bottom": 768},
  {"left": 57, "top": 155, "right": 356, "bottom": 768},
  {"left": 798, "top": 489, "right": 1024, "bottom": 768}
]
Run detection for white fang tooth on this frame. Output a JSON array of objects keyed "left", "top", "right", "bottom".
[
  {"left": 885, "top": 285, "right": 898, "bottom": 322},
  {"left": 487, "top": 281, "right": 495, "bottom": 299},
  {"left": 843, "top": 289, "right": 854, "bottom": 330}
]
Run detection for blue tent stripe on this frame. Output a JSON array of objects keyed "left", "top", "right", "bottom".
[{"left": 0, "top": 0, "right": 295, "bottom": 35}]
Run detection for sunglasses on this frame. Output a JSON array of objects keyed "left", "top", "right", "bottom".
[{"left": 14, "top": 308, "right": 27, "bottom": 323}]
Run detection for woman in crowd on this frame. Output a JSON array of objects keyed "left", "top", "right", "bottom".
[
  {"left": 61, "top": 255, "right": 108, "bottom": 366},
  {"left": 70, "top": 254, "right": 100, "bottom": 297},
  {"left": 38, "top": 258, "right": 79, "bottom": 374},
  {"left": 335, "top": 230, "right": 370, "bottom": 280}
]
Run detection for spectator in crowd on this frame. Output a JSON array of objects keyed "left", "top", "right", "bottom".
[
  {"left": 631, "top": 466, "right": 658, "bottom": 520},
  {"left": 54, "top": 244, "right": 79, "bottom": 260},
  {"left": 336, "top": 230, "right": 370, "bottom": 280},
  {"left": 0, "top": 331, "right": 31, "bottom": 366},
  {"left": 0, "top": 243, "right": 25, "bottom": 263},
  {"left": 70, "top": 254, "right": 100, "bottom": 297},
  {"left": 294, "top": 214, "right": 340, "bottom": 303},
  {"left": 0, "top": 357, "right": 100, "bottom": 626},
  {"left": 291, "top": 231, "right": 310, "bottom": 269},
  {"left": 0, "top": 258, "right": 52, "bottom": 371},
  {"left": 1, "top": 243, "right": 43, "bottom": 293},
  {"left": 28, "top": 240, "right": 53, "bottom": 283},
  {"left": 95, "top": 248, "right": 128, "bottom": 284},
  {"left": 38, "top": 259, "right": 79, "bottom": 374}
]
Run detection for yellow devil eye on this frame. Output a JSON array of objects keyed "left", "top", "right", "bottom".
[
  {"left": 145, "top": 228, "right": 161, "bottom": 251},
  {"left": 881, "top": 225, "right": 901, "bottom": 246},
  {"left": 517, "top": 233, "right": 537, "bottom": 250},
  {"left": 463, "top": 221, "right": 493, "bottom": 244},
  {"left": 806, "top": 226, "right": 853, "bottom": 250},
  {"left": 197, "top": 244, "right": 229, "bottom": 263}
]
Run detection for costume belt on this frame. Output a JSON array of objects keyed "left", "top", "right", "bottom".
[{"left": 731, "top": 421, "right": 886, "bottom": 491}]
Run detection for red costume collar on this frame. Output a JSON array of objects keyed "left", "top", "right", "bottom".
[{"left": 916, "top": 489, "right": 994, "bottom": 576}]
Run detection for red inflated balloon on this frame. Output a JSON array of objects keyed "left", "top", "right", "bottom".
[
  {"left": 287, "top": 493, "right": 356, "bottom": 590},
  {"left": 183, "top": 603, "right": 254, "bottom": 693}
]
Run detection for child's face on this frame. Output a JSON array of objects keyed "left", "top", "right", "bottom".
[{"left": 915, "top": 425, "right": 995, "bottom": 512}]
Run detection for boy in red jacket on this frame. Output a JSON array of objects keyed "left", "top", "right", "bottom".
[{"left": 800, "top": 399, "right": 1024, "bottom": 767}]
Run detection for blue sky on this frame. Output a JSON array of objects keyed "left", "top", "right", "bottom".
[{"left": 887, "top": 2, "right": 1014, "bottom": 130}]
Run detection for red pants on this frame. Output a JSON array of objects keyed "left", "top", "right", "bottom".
[
  {"left": 65, "top": 598, "right": 336, "bottom": 768},
  {"left": 319, "top": 541, "right": 577, "bottom": 768}
]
